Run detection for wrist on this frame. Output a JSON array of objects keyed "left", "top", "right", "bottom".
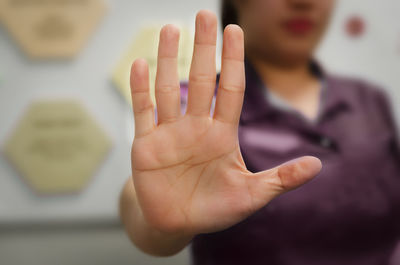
[
  {"left": 134, "top": 201, "right": 195, "bottom": 256},
  {"left": 136, "top": 200, "right": 196, "bottom": 243},
  {"left": 126, "top": 180, "right": 194, "bottom": 256}
]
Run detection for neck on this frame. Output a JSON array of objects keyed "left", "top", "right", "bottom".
[
  {"left": 246, "top": 53, "right": 317, "bottom": 98},
  {"left": 245, "top": 52, "right": 322, "bottom": 121}
]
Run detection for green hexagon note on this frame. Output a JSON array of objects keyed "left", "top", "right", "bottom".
[{"left": 4, "top": 100, "right": 111, "bottom": 194}]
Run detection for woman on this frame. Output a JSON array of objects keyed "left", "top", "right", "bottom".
[{"left": 120, "top": 0, "right": 400, "bottom": 264}]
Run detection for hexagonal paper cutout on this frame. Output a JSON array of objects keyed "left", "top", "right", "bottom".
[
  {"left": 0, "top": 0, "right": 106, "bottom": 58},
  {"left": 4, "top": 100, "right": 111, "bottom": 194},
  {"left": 112, "top": 24, "right": 193, "bottom": 105}
]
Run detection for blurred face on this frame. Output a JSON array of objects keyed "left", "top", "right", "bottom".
[{"left": 236, "top": 0, "right": 336, "bottom": 66}]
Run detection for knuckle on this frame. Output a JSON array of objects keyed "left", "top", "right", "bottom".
[
  {"left": 189, "top": 73, "right": 215, "bottom": 85},
  {"left": 133, "top": 102, "right": 154, "bottom": 114},
  {"left": 156, "top": 85, "right": 180, "bottom": 93},
  {"left": 221, "top": 83, "right": 245, "bottom": 92}
]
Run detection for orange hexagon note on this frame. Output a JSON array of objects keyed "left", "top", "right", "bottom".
[
  {"left": 112, "top": 24, "right": 193, "bottom": 105},
  {"left": 0, "top": 0, "right": 106, "bottom": 58},
  {"left": 4, "top": 100, "right": 111, "bottom": 194}
]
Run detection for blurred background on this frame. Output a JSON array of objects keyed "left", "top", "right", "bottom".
[{"left": 0, "top": 0, "right": 399, "bottom": 264}]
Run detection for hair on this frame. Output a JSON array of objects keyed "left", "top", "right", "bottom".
[{"left": 221, "top": 0, "right": 239, "bottom": 30}]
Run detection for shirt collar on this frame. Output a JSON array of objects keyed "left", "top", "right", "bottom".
[{"left": 240, "top": 56, "right": 353, "bottom": 124}]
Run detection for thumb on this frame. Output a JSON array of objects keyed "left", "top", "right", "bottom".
[
  {"left": 273, "top": 156, "right": 322, "bottom": 191},
  {"left": 245, "top": 156, "right": 322, "bottom": 211}
]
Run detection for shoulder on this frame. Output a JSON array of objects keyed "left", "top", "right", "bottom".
[
  {"left": 327, "top": 74, "right": 386, "bottom": 98},
  {"left": 327, "top": 73, "right": 391, "bottom": 111},
  {"left": 327, "top": 73, "right": 397, "bottom": 132}
]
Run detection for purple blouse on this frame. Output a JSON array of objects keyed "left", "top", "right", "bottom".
[{"left": 178, "top": 57, "right": 400, "bottom": 265}]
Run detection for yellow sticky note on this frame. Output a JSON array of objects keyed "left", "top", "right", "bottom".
[
  {"left": 0, "top": 0, "right": 106, "bottom": 58},
  {"left": 112, "top": 24, "right": 193, "bottom": 105},
  {"left": 4, "top": 100, "right": 111, "bottom": 194}
]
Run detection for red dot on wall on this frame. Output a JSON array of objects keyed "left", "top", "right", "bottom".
[{"left": 345, "top": 15, "right": 366, "bottom": 38}]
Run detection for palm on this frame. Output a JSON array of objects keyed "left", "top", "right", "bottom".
[
  {"left": 130, "top": 11, "right": 322, "bottom": 237},
  {"left": 133, "top": 114, "right": 251, "bottom": 235}
]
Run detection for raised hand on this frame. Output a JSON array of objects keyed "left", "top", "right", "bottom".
[{"left": 129, "top": 10, "right": 322, "bottom": 239}]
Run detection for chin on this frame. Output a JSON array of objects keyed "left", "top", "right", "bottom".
[
  {"left": 270, "top": 50, "right": 311, "bottom": 67},
  {"left": 278, "top": 43, "right": 314, "bottom": 62}
]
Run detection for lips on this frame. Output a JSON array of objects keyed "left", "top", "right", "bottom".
[{"left": 283, "top": 18, "right": 314, "bottom": 35}]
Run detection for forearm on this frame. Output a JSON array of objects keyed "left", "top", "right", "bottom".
[{"left": 119, "top": 178, "right": 194, "bottom": 256}]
